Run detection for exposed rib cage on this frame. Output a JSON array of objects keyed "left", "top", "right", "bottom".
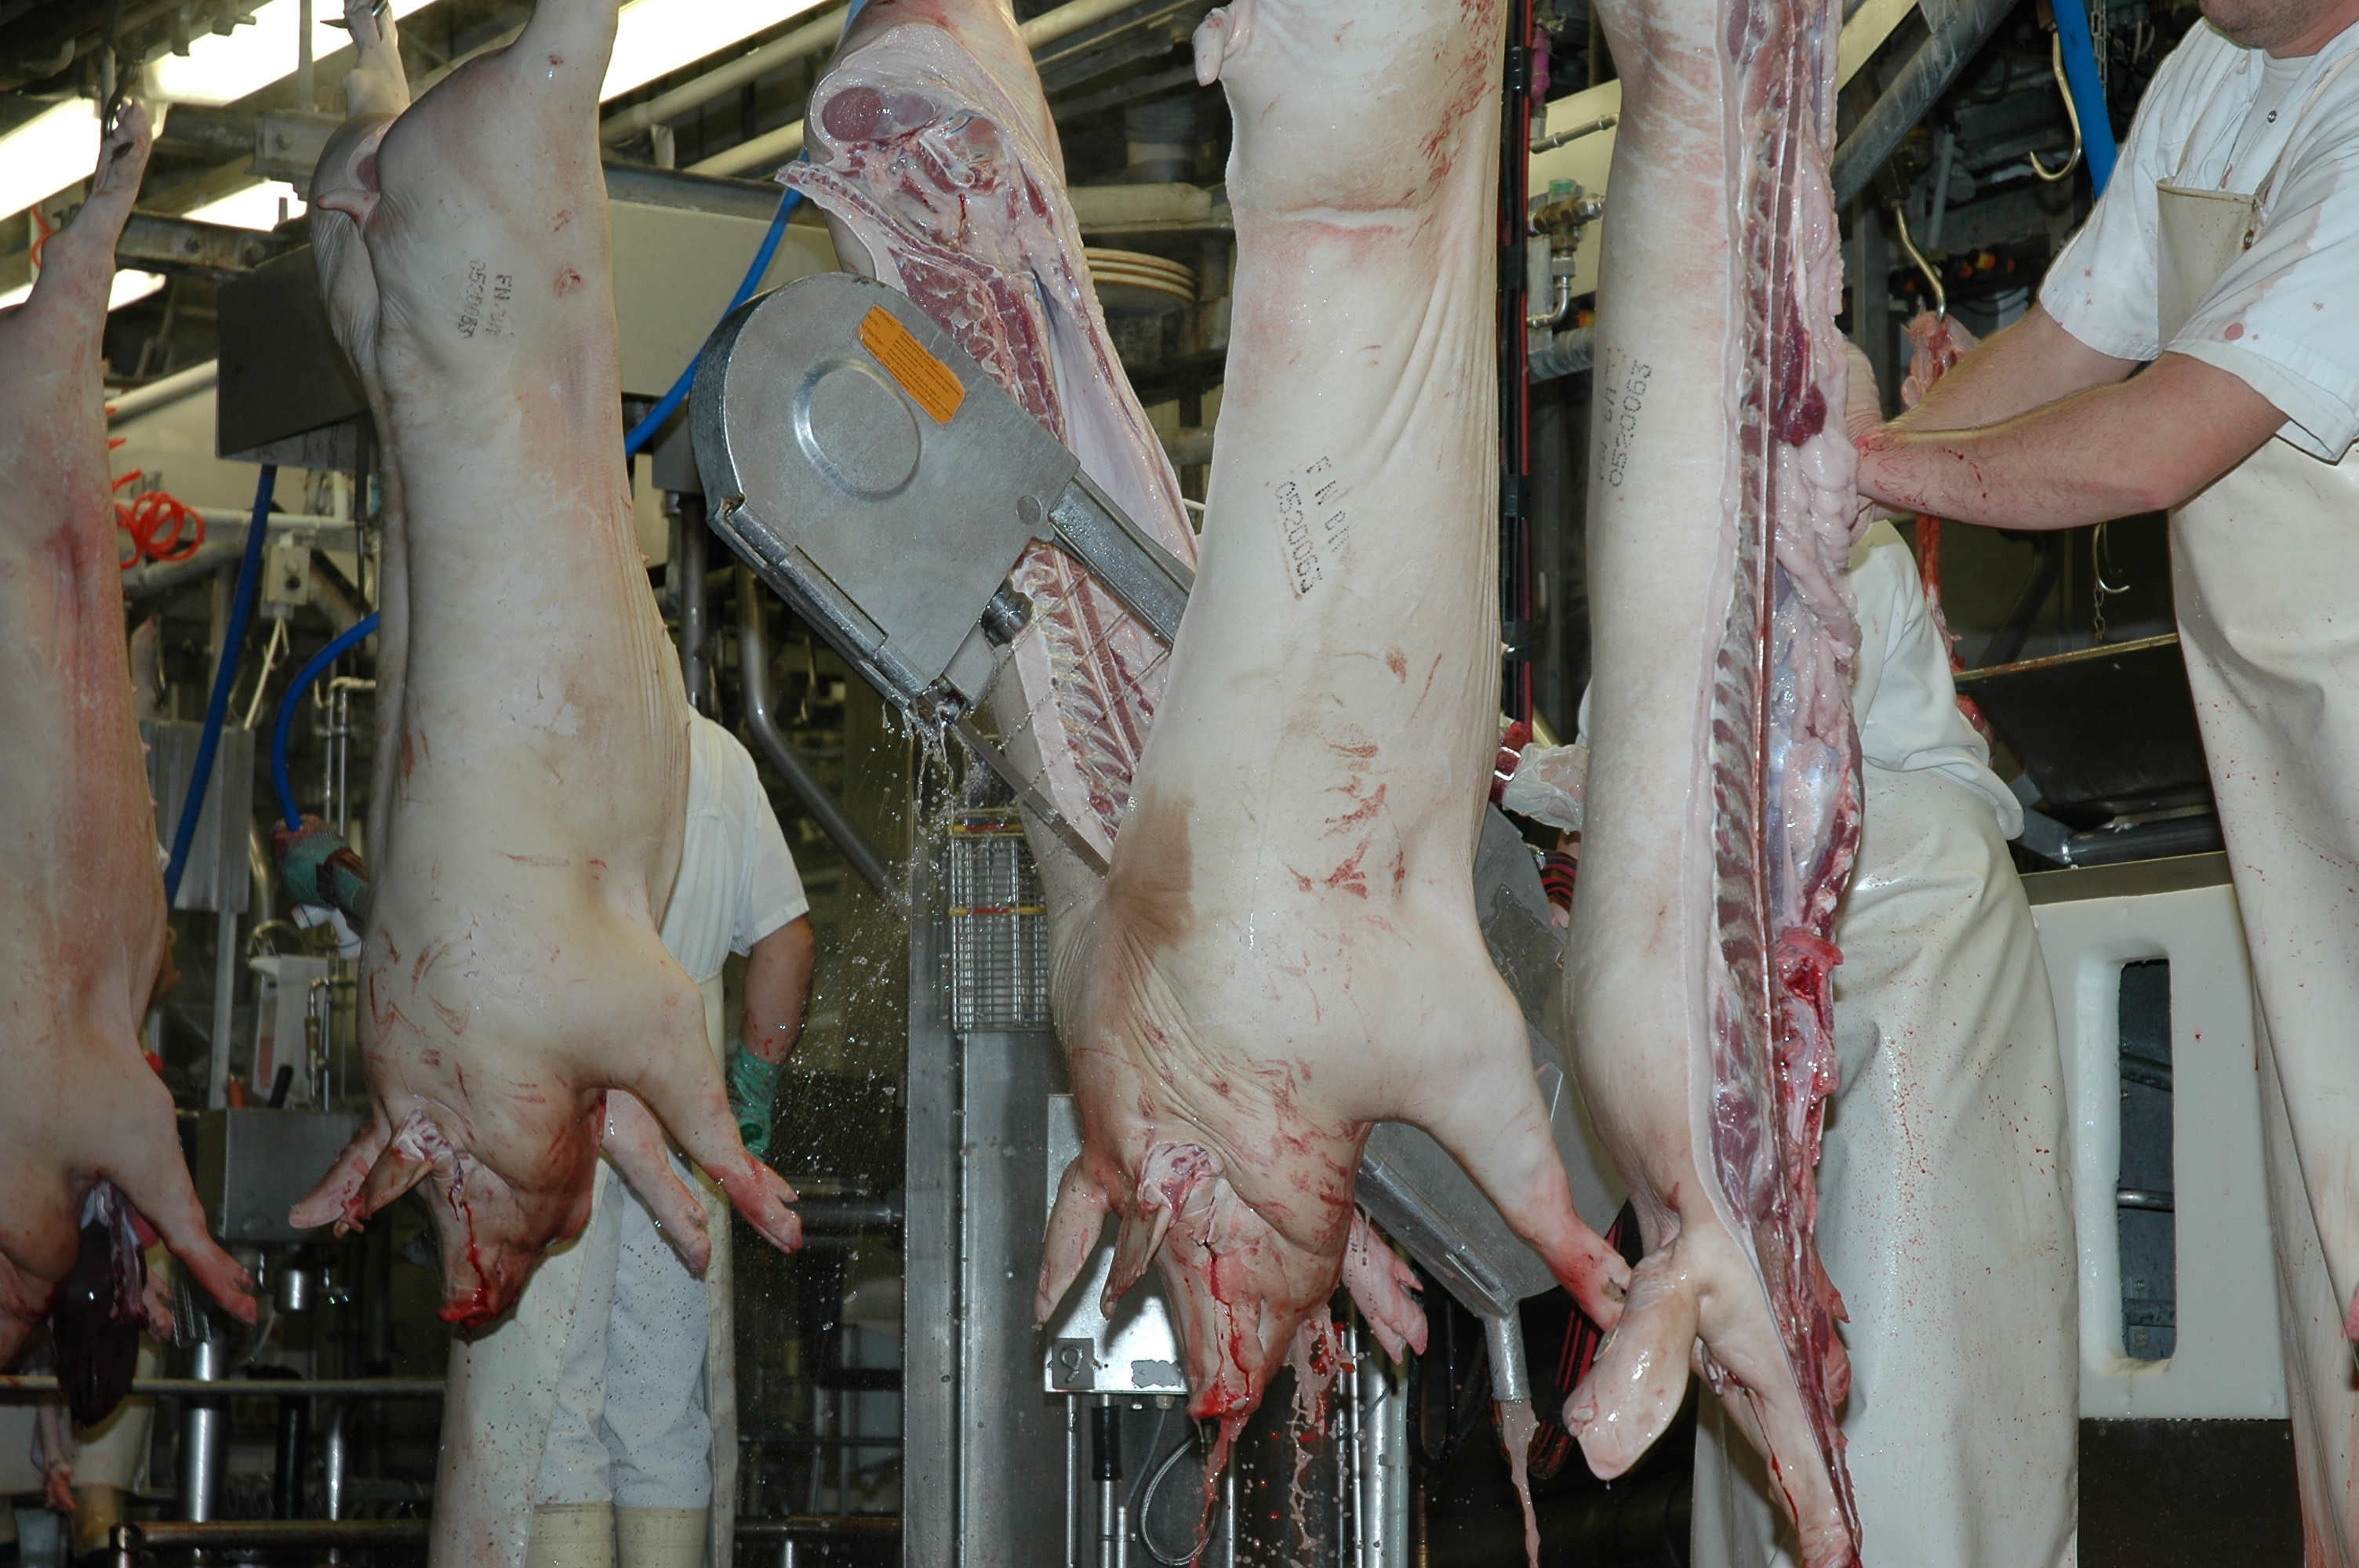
[
  {"left": 1707, "top": 0, "right": 1863, "bottom": 1542},
  {"left": 783, "top": 20, "right": 1194, "bottom": 858}
]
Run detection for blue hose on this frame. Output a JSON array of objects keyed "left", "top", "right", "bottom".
[
  {"left": 272, "top": 612, "right": 381, "bottom": 832},
  {"left": 165, "top": 464, "right": 276, "bottom": 907},
  {"left": 2051, "top": 0, "right": 2118, "bottom": 197},
  {"left": 622, "top": 187, "right": 803, "bottom": 459},
  {"left": 620, "top": 0, "right": 868, "bottom": 463}
]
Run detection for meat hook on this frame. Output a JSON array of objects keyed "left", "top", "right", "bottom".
[{"left": 1890, "top": 204, "right": 1946, "bottom": 321}]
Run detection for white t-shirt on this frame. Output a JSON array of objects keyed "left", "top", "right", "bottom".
[
  {"left": 2041, "top": 16, "right": 2359, "bottom": 459},
  {"left": 1845, "top": 523, "right": 2022, "bottom": 837},
  {"left": 1575, "top": 523, "right": 2019, "bottom": 837},
  {"left": 660, "top": 714, "right": 810, "bottom": 989}
]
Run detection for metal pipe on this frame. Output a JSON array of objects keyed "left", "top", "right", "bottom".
[
  {"left": 1, "top": 1377, "right": 445, "bottom": 1397},
  {"left": 296, "top": 0, "right": 314, "bottom": 111},
  {"left": 601, "top": 7, "right": 849, "bottom": 145},
  {"left": 209, "top": 908, "right": 237, "bottom": 1110},
  {"left": 690, "top": 0, "right": 1176, "bottom": 177},
  {"left": 116, "top": 1520, "right": 427, "bottom": 1553},
  {"left": 107, "top": 359, "right": 219, "bottom": 423},
  {"left": 736, "top": 566, "right": 895, "bottom": 895},
  {"left": 271, "top": 1385, "right": 310, "bottom": 1519},
  {"left": 175, "top": 1338, "right": 229, "bottom": 1523},
  {"left": 1924, "top": 126, "right": 1959, "bottom": 249},
  {"left": 1092, "top": 1399, "right": 1121, "bottom": 1568},
  {"left": 323, "top": 1404, "right": 348, "bottom": 1521},
  {"left": 1483, "top": 1311, "right": 1532, "bottom": 1405},
  {"left": 1066, "top": 1396, "right": 1081, "bottom": 1568},
  {"left": 1528, "top": 324, "right": 1595, "bottom": 383},
  {"left": 681, "top": 495, "right": 711, "bottom": 715},
  {"left": 1830, "top": 0, "right": 2020, "bottom": 209}
]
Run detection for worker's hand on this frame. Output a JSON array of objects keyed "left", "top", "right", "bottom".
[
  {"left": 725, "top": 1045, "right": 787, "bottom": 1163},
  {"left": 1900, "top": 310, "right": 1979, "bottom": 409},
  {"left": 1844, "top": 340, "right": 1898, "bottom": 542},
  {"left": 270, "top": 815, "right": 372, "bottom": 927},
  {"left": 1843, "top": 339, "right": 1884, "bottom": 443}
]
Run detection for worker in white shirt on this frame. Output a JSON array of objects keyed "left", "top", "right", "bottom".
[
  {"left": 1853, "top": 0, "right": 2359, "bottom": 1549},
  {"left": 434, "top": 713, "right": 815, "bottom": 1568}
]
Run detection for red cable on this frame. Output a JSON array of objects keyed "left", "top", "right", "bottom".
[{"left": 114, "top": 465, "right": 206, "bottom": 569}]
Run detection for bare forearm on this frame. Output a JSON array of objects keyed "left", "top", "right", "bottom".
[
  {"left": 1896, "top": 305, "right": 2134, "bottom": 434},
  {"left": 742, "top": 917, "right": 815, "bottom": 1065},
  {"left": 1857, "top": 352, "right": 2283, "bottom": 529}
]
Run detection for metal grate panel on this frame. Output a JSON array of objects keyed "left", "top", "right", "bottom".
[{"left": 946, "top": 815, "right": 1049, "bottom": 1032}]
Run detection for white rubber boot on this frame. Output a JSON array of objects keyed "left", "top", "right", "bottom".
[
  {"left": 525, "top": 1502, "right": 615, "bottom": 1568},
  {"left": 613, "top": 1507, "right": 707, "bottom": 1568}
]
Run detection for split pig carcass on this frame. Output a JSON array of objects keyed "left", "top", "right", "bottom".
[
  {"left": 1564, "top": 0, "right": 1866, "bottom": 1555},
  {"left": 1036, "top": 0, "right": 1632, "bottom": 1455},
  {"left": 784, "top": 0, "right": 1619, "bottom": 1454},
  {"left": 291, "top": 0, "right": 801, "bottom": 1323},
  {"left": 0, "top": 107, "right": 256, "bottom": 1403}
]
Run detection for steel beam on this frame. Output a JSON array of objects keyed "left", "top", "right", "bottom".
[{"left": 1832, "top": 0, "right": 2025, "bottom": 209}]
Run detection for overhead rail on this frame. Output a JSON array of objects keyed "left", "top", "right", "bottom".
[{"left": 1832, "top": 0, "right": 2023, "bottom": 209}]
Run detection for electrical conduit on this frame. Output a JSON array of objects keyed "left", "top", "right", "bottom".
[{"left": 164, "top": 464, "right": 274, "bottom": 907}]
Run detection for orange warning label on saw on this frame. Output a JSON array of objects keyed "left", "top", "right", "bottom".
[{"left": 858, "top": 305, "right": 965, "bottom": 425}]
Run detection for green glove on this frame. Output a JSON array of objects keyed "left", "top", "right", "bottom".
[{"left": 725, "top": 1045, "right": 786, "bottom": 1163}]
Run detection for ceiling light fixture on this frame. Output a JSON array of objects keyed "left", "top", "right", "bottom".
[
  {"left": 0, "top": 269, "right": 167, "bottom": 315},
  {"left": 0, "top": 99, "right": 100, "bottom": 227},
  {"left": 148, "top": 0, "right": 438, "bottom": 107},
  {"left": 601, "top": 0, "right": 835, "bottom": 101},
  {"left": 187, "top": 180, "right": 307, "bottom": 231}
]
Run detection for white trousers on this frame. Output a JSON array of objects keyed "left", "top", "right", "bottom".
[
  {"left": 1692, "top": 764, "right": 2079, "bottom": 1568},
  {"left": 533, "top": 1157, "right": 714, "bottom": 1510},
  {"left": 431, "top": 976, "right": 736, "bottom": 1568}
]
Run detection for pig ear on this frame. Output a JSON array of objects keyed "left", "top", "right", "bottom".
[
  {"left": 1563, "top": 1241, "right": 1699, "bottom": 1479},
  {"left": 1036, "top": 1159, "right": 1110, "bottom": 1322},
  {"left": 311, "top": 142, "right": 383, "bottom": 227},
  {"left": 289, "top": 1115, "right": 392, "bottom": 1230},
  {"left": 1192, "top": 3, "right": 1255, "bottom": 85},
  {"left": 1103, "top": 1192, "right": 1176, "bottom": 1316},
  {"left": 601, "top": 1091, "right": 714, "bottom": 1275},
  {"left": 354, "top": 1131, "right": 435, "bottom": 1218},
  {"left": 1339, "top": 1210, "right": 1427, "bottom": 1360}
]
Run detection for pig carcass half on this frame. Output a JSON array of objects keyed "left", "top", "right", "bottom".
[
  {"left": 1565, "top": 0, "right": 1865, "bottom": 1554},
  {"left": 291, "top": 0, "right": 801, "bottom": 1323},
  {"left": 0, "top": 107, "right": 256, "bottom": 1387},
  {"left": 1037, "top": 0, "right": 1630, "bottom": 1450},
  {"left": 783, "top": 0, "right": 1197, "bottom": 871},
  {"left": 782, "top": 0, "right": 1601, "bottom": 1447}
]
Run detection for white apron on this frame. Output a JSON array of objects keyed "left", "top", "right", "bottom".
[
  {"left": 428, "top": 973, "right": 737, "bottom": 1568},
  {"left": 1691, "top": 764, "right": 2079, "bottom": 1568},
  {"left": 2155, "top": 58, "right": 2359, "bottom": 1562}
]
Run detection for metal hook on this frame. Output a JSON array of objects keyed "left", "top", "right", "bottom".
[
  {"left": 1891, "top": 204, "right": 1946, "bottom": 321},
  {"left": 2030, "top": 32, "right": 2085, "bottom": 183},
  {"left": 2092, "top": 521, "right": 2130, "bottom": 595}
]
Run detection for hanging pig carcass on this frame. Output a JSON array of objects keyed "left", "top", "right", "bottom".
[{"left": 1563, "top": 0, "right": 1866, "bottom": 1554}]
